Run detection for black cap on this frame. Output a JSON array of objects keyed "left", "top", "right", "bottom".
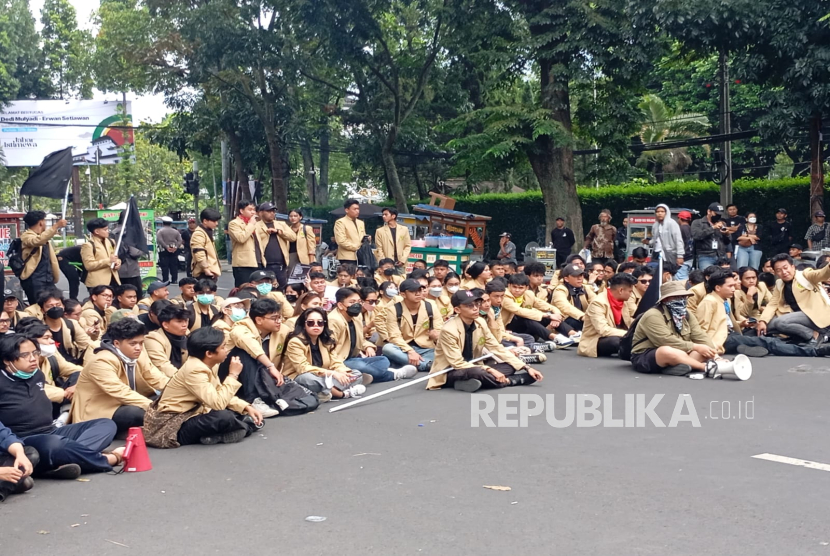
[
  {"left": 777, "top": 207, "right": 788, "bottom": 215},
  {"left": 147, "top": 281, "right": 170, "bottom": 294},
  {"left": 790, "top": 243, "right": 803, "bottom": 251},
  {"left": 451, "top": 289, "right": 483, "bottom": 307},
  {"left": 399, "top": 279, "right": 423, "bottom": 293},
  {"left": 556, "top": 217, "right": 565, "bottom": 221},
  {"left": 249, "top": 269, "right": 276, "bottom": 282},
  {"left": 562, "top": 264, "right": 585, "bottom": 278},
  {"left": 708, "top": 202, "right": 724, "bottom": 214},
  {"left": 257, "top": 202, "right": 276, "bottom": 211}
]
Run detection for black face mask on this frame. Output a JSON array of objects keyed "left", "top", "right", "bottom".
[
  {"left": 383, "top": 268, "right": 394, "bottom": 276},
  {"left": 285, "top": 294, "right": 298, "bottom": 303},
  {"left": 346, "top": 303, "right": 362, "bottom": 317},
  {"left": 46, "top": 307, "right": 65, "bottom": 320}
]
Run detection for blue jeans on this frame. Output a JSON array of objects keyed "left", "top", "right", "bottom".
[
  {"left": 344, "top": 355, "right": 395, "bottom": 383},
  {"left": 724, "top": 332, "right": 816, "bottom": 357},
  {"left": 23, "top": 419, "right": 116, "bottom": 474},
  {"left": 735, "top": 246, "right": 763, "bottom": 270},
  {"left": 382, "top": 344, "right": 435, "bottom": 372},
  {"left": 675, "top": 260, "right": 693, "bottom": 281},
  {"left": 697, "top": 255, "right": 717, "bottom": 270}
]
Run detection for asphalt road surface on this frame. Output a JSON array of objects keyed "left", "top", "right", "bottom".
[{"left": 3, "top": 270, "right": 830, "bottom": 555}]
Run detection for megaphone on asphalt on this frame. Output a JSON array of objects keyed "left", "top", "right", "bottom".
[
  {"left": 705, "top": 354, "right": 752, "bottom": 381},
  {"left": 122, "top": 427, "right": 152, "bottom": 472}
]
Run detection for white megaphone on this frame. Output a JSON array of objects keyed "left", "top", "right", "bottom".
[{"left": 705, "top": 354, "right": 752, "bottom": 381}]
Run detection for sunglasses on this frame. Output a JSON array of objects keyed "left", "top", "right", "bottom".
[
  {"left": 365, "top": 300, "right": 379, "bottom": 305},
  {"left": 0, "top": 319, "right": 10, "bottom": 324},
  {"left": 306, "top": 320, "right": 325, "bottom": 327},
  {"left": 638, "top": 279, "right": 652, "bottom": 284}
]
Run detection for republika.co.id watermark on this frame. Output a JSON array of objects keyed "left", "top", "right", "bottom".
[{"left": 471, "top": 394, "right": 754, "bottom": 428}]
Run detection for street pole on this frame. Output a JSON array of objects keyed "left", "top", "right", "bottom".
[
  {"left": 192, "top": 160, "right": 200, "bottom": 219},
  {"left": 719, "top": 49, "right": 733, "bottom": 207},
  {"left": 71, "top": 165, "right": 82, "bottom": 241}
]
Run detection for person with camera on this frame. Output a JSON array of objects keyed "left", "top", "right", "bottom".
[{"left": 691, "top": 203, "right": 731, "bottom": 270}]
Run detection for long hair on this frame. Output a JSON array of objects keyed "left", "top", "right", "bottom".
[
  {"left": 282, "top": 307, "right": 335, "bottom": 353},
  {"left": 292, "top": 292, "right": 322, "bottom": 317}
]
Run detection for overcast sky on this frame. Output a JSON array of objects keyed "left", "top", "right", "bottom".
[{"left": 28, "top": 0, "right": 171, "bottom": 123}]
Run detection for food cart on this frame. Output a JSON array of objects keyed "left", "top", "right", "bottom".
[
  {"left": 84, "top": 208, "right": 158, "bottom": 281},
  {"left": 526, "top": 246, "right": 557, "bottom": 276},
  {"left": 0, "top": 212, "right": 24, "bottom": 275},
  {"left": 406, "top": 203, "right": 491, "bottom": 274},
  {"left": 623, "top": 208, "right": 698, "bottom": 261}
]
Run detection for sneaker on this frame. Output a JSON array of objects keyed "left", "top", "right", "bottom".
[
  {"left": 42, "top": 463, "right": 82, "bottom": 480},
  {"left": 816, "top": 344, "right": 830, "bottom": 357},
  {"left": 393, "top": 365, "right": 418, "bottom": 379},
  {"left": 509, "top": 373, "right": 537, "bottom": 386},
  {"left": 736, "top": 345, "right": 769, "bottom": 358},
  {"left": 452, "top": 379, "right": 482, "bottom": 393},
  {"left": 317, "top": 391, "right": 333, "bottom": 403},
  {"left": 252, "top": 397, "right": 279, "bottom": 419},
  {"left": 570, "top": 331, "right": 582, "bottom": 343},
  {"left": 663, "top": 363, "right": 693, "bottom": 376},
  {"left": 553, "top": 335, "right": 574, "bottom": 349},
  {"left": 422, "top": 360, "right": 433, "bottom": 372},
  {"left": 343, "top": 384, "right": 367, "bottom": 398},
  {"left": 200, "top": 435, "right": 222, "bottom": 445},
  {"left": 13, "top": 476, "right": 34, "bottom": 494},
  {"left": 220, "top": 428, "right": 247, "bottom": 444},
  {"left": 52, "top": 411, "right": 69, "bottom": 429},
  {"left": 531, "top": 343, "right": 546, "bottom": 354},
  {"left": 360, "top": 374, "right": 374, "bottom": 386},
  {"left": 520, "top": 353, "right": 546, "bottom": 364}
]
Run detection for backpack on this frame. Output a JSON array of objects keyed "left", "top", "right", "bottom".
[
  {"left": 394, "top": 301, "right": 434, "bottom": 331},
  {"left": 617, "top": 312, "right": 647, "bottom": 361},
  {"left": 357, "top": 239, "right": 377, "bottom": 272},
  {"left": 7, "top": 238, "right": 37, "bottom": 278},
  {"left": 79, "top": 238, "right": 115, "bottom": 283}
]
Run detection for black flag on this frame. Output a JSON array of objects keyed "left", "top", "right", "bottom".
[
  {"left": 634, "top": 257, "right": 662, "bottom": 318},
  {"left": 19, "top": 147, "right": 74, "bottom": 199},
  {"left": 118, "top": 196, "right": 149, "bottom": 257}
]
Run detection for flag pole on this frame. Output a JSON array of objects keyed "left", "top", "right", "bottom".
[
  {"left": 329, "top": 354, "right": 493, "bottom": 414},
  {"left": 61, "top": 180, "right": 71, "bottom": 219},
  {"left": 112, "top": 196, "right": 132, "bottom": 269}
]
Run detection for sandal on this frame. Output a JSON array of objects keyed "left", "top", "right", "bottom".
[{"left": 104, "top": 448, "right": 125, "bottom": 467}]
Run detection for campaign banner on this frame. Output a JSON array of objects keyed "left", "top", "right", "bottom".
[{"left": 0, "top": 100, "right": 133, "bottom": 167}]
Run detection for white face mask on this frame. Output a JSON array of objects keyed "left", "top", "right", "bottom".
[
  {"left": 447, "top": 285, "right": 460, "bottom": 294},
  {"left": 385, "top": 287, "right": 398, "bottom": 298},
  {"left": 428, "top": 287, "right": 443, "bottom": 298},
  {"left": 748, "top": 217, "right": 757, "bottom": 224},
  {"left": 39, "top": 343, "right": 56, "bottom": 356}
]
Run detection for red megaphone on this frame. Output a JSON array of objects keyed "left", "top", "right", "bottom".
[{"left": 122, "top": 427, "right": 152, "bottom": 472}]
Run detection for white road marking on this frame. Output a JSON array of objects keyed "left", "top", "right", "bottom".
[{"left": 752, "top": 453, "right": 830, "bottom": 472}]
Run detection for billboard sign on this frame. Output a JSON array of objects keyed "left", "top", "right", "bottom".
[{"left": 0, "top": 100, "right": 133, "bottom": 167}]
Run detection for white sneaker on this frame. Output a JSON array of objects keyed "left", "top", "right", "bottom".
[
  {"left": 394, "top": 365, "right": 418, "bottom": 379},
  {"left": 52, "top": 411, "right": 70, "bottom": 428},
  {"left": 570, "top": 332, "right": 582, "bottom": 344},
  {"left": 553, "top": 334, "right": 574, "bottom": 348},
  {"left": 252, "top": 397, "right": 279, "bottom": 418},
  {"left": 343, "top": 384, "right": 367, "bottom": 398}
]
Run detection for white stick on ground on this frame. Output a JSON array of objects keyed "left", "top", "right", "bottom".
[{"left": 329, "top": 354, "right": 493, "bottom": 413}]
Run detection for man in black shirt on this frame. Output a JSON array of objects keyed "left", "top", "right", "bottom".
[
  {"left": 257, "top": 202, "right": 295, "bottom": 289},
  {"left": 181, "top": 218, "right": 196, "bottom": 277},
  {"left": 551, "top": 217, "right": 575, "bottom": 268},
  {"left": 57, "top": 245, "right": 84, "bottom": 301},
  {"left": 768, "top": 208, "right": 793, "bottom": 256},
  {"left": 0, "top": 334, "right": 121, "bottom": 479},
  {"left": 724, "top": 204, "right": 746, "bottom": 262}
]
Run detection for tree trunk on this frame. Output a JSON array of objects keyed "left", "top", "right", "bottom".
[
  {"left": 264, "top": 124, "right": 287, "bottom": 212},
  {"left": 226, "top": 127, "right": 249, "bottom": 224},
  {"left": 380, "top": 130, "right": 409, "bottom": 213},
  {"left": 530, "top": 59, "right": 583, "bottom": 241},
  {"left": 300, "top": 141, "right": 318, "bottom": 205},
  {"left": 317, "top": 122, "right": 330, "bottom": 205},
  {"left": 810, "top": 112, "right": 824, "bottom": 217},
  {"left": 412, "top": 162, "right": 426, "bottom": 199}
]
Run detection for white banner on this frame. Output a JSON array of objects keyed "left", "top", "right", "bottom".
[{"left": 0, "top": 99, "right": 133, "bottom": 167}]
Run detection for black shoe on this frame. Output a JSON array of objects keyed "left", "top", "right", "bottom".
[
  {"left": 13, "top": 476, "right": 34, "bottom": 494},
  {"left": 509, "top": 373, "right": 537, "bottom": 386},
  {"left": 453, "top": 379, "right": 482, "bottom": 393},
  {"left": 816, "top": 344, "right": 830, "bottom": 357},
  {"left": 200, "top": 435, "right": 221, "bottom": 445},
  {"left": 662, "top": 363, "right": 693, "bottom": 376},
  {"left": 736, "top": 345, "right": 769, "bottom": 357},
  {"left": 42, "top": 463, "right": 82, "bottom": 480},
  {"left": 221, "top": 428, "right": 247, "bottom": 444},
  {"left": 520, "top": 353, "right": 546, "bottom": 364}
]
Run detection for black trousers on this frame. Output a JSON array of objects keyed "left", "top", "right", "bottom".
[
  {"left": 0, "top": 446, "right": 39, "bottom": 501},
  {"left": 119, "top": 276, "right": 143, "bottom": 298},
  {"left": 184, "top": 250, "right": 193, "bottom": 277},
  {"left": 111, "top": 405, "right": 146, "bottom": 434},
  {"left": 58, "top": 258, "right": 82, "bottom": 300},
  {"left": 232, "top": 266, "right": 258, "bottom": 288},
  {"left": 555, "top": 251, "right": 568, "bottom": 268},
  {"left": 596, "top": 336, "right": 621, "bottom": 357},
  {"left": 21, "top": 277, "right": 52, "bottom": 306},
  {"left": 265, "top": 263, "right": 287, "bottom": 290},
  {"left": 446, "top": 362, "right": 518, "bottom": 389},
  {"left": 158, "top": 250, "right": 179, "bottom": 283},
  {"left": 507, "top": 316, "right": 552, "bottom": 342},
  {"left": 176, "top": 410, "right": 248, "bottom": 446},
  {"left": 564, "top": 316, "right": 584, "bottom": 332}
]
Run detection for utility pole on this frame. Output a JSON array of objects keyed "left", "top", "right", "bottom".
[
  {"left": 221, "top": 140, "right": 228, "bottom": 213},
  {"left": 718, "top": 49, "right": 733, "bottom": 207},
  {"left": 71, "top": 166, "right": 82, "bottom": 238},
  {"left": 192, "top": 160, "right": 200, "bottom": 218}
]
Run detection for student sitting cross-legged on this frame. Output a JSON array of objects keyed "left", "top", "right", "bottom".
[
  {"left": 144, "top": 327, "right": 264, "bottom": 448},
  {"left": 0, "top": 420, "right": 38, "bottom": 502},
  {"left": 144, "top": 305, "right": 191, "bottom": 378},
  {"left": 281, "top": 308, "right": 370, "bottom": 402},
  {"left": 427, "top": 290, "right": 543, "bottom": 393},
  {"left": 577, "top": 273, "right": 637, "bottom": 358}
]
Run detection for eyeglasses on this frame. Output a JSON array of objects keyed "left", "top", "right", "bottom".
[
  {"left": 18, "top": 350, "right": 41, "bottom": 360},
  {"left": 264, "top": 315, "right": 282, "bottom": 323},
  {"left": 306, "top": 320, "right": 325, "bottom": 327},
  {"left": 0, "top": 319, "right": 10, "bottom": 324},
  {"left": 365, "top": 299, "right": 379, "bottom": 305}
]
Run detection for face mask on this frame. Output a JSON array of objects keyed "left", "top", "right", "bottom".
[
  {"left": 385, "top": 287, "right": 398, "bottom": 298},
  {"left": 447, "top": 286, "right": 459, "bottom": 294},
  {"left": 256, "top": 283, "right": 273, "bottom": 295},
  {"left": 114, "top": 347, "right": 138, "bottom": 365},
  {"left": 39, "top": 343, "right": 56, "bottom": 356},
  {"left": 285, "top": 294, "right": 298, "bottom": 303},
  {"left": 383, "top": 268, "right": 394, "bottom": 276},
  {"left": 46, "top": 307, "right": 65, "bottom": 319},
  {"left": 346, "top": 303, "right": 363, "bottom": 317},
  {"left": 9, "top": 365, "right": 37, "bottom": 380},
  {"left": 428, "top": 287, "right": 443, "bottom": 298},
  {"left": 748, "top": 217, "right": 757, "bottom": 224},
  {"left": 479, "top": 309, "right": 487, "bottom": 317},
  {"left": 197, "top": 294, "right": 214, "bottom": 305},
  {"left": 230, "top": 307, "right": 247, "bottom": 322}
]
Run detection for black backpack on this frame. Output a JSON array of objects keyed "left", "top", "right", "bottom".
[
  {"left": 617, "top": 312, "right": 647, "bottom": 361},
  {"left": 7, "top": 238, "right": 37, "bottom": 278},
  {"left": 394, "top": 301, "right": 434, "bottom": 330}
]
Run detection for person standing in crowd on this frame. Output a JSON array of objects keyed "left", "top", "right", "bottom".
[
  {"left": 805, "top": 211, "right": 830, "bottom": 252},
  {"left": 20, "top": 211, "right": 67, "bottom": 305},
  {"left": 156, "top": 216, "right": 183, "bottom": 285},
  {"left": 255, "top": 202, "right": 296, "bottom": 289},
  {"left": 691, "top": 203, "right": 730, "bottom": 270},
  {"left": 551, "top": 217, "right": 575, "bottom": 268},
  {"left": 82, "top": 218, "right": 122, "bottom": 290},
  {"left": 615, "top": 216, "right": 628, "bottom": 263},
  {"left": 375, "top": 208, "right": 412, "bottom": 271},
  {"left": 227, "top": 200, "right": 262, "bottom": 287},
  {"left": 180, "top": 218, "right": 197, "bottom": 277},
  {"left": 724, "top": 204, "right": 745, "bottom": 261},
  {"left": 675, "top": 211, "right": 694, "bottom": 280},
  {"left": 583, "top": 209, "right": 616, "bottom": 265},
  {"left": 287, "top": 209, "right": 317, "bottom": 275},
  {"left": 56, "top": 244, "right": 83, "bottom": 301},
  {"left": 191, "top": 208, "right": 222, "bottom": 279},
  {"left": 334, "top": 199, "right": 368, "bottom": 265},
  {"left": 768, "top": 208, "right": 792, "bottom": 256},
  {"left": 650, "top": 204, "right": 684, "bottom": 267},
  {"left": 112, "top": 212, "right": 147, "bottom": 298},
  {"left": 497, "top": 232, "right": 517, "bottom": 263},
  {"left": 734, "top": 211, "right": 763, "bottom": 270}
]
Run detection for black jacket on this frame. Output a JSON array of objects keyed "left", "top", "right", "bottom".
[
  {"left": 691, "top": 218, "right": 730, "bottom": 258},
  {"left": 551, "top": 227, "right": 575, "bottom": 253}
]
